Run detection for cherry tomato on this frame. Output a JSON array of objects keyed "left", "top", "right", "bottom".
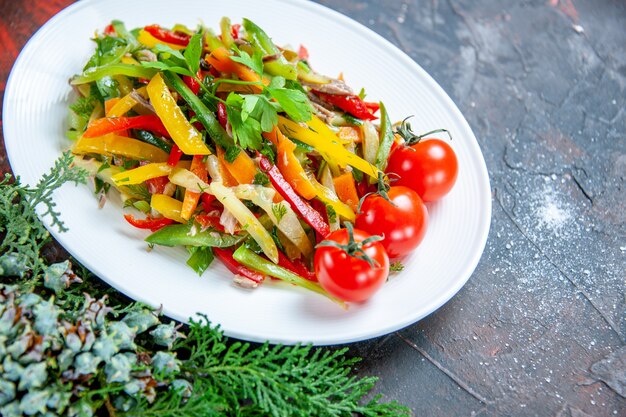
[
  {"left": 356, "top": 186, "right": 428, "bottom": 258},
  {"left": 314, "top": 227, "right": 389, "bottom": 302},
  {"left": 386, "top": 139, "right": 458, "bottom": 202}
]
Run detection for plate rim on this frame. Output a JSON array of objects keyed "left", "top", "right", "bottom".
[{"left": 3, "top": 0, "right": 492, "bottom": 345}]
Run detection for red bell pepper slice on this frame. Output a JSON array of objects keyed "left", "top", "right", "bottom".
[
  {"left": 124, "top": 214, "right": 174, "bottom": 232},
  {"left": 231, "top": 23, "right": 241, "bottom": 40},
  {"left": 258, "top": 155, "right": 330, "bottom": 237},
  {"left": 310, "top": 199, "right": 329, "bottom": 244},
  {"left": 167, "top": 145, "right": 183, "bottom": 167},
  {"left": 145, "top": 176, "right": 169, "bottom": 195},
  {"left": 277, "top": 251, "right": 317, "bottom": 281},
  {"left": 298, "top": 45, "right": 309, "bottom": 60},
  {"left": 200, "top": 192, "right": 216, "bottom": 211},
  {"left": 214, "top": 247, "right": 265, "bottom": 283},
  {"left": 83, "top": 115, "right": 171, "bottom": 139},
  {"left": 194, "top": 213, "right": 224, "bottom": 232},
  {"left": 144, "top": 25, "right": 190, "bottom": 46},
  {"left": 364, "top": 101, "right": 380, "bottom": 114},
  {"left": 104, "top": 24, "right": 116, "bottom": 36},
  {"left": 313, "top": 91, "right": 378, "bottom": 121}
]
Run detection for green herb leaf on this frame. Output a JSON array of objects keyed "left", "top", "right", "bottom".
[
  {"left": 230, "top": 49, "right": 264, "bottom": 77},
  {"left": 326, "top": 204, "right": 337, "bottom": 223},
  {"left": 267, "top": 87, "right": 312, "bottom": 122},
  {"left": 140, "top": 61, "right": 194, "bottom": 77},
  {"left": 186, "top": 246, "right": 214, "bottom": 275},
  {"left": 224, "top": 146, "right": 241, "bottom": 163},
  {"left": 272, "top": 203, "right": 287, "bottom": 223},
  {"left": 184, "top": 32, "right": 203, "bottom": 75},
  {"left": 253, "top": 172, "right": 270, "bottom": 186},
  {"left": 269, "top": 75, "right": 286, "bottom": 89},
  {"left": 226, "top": 93, "right": 263, "bottom": 150}
]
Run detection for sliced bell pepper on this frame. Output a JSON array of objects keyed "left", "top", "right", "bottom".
[
  {"left": 200, "top": 193, "right": 217, "bottom": 211},
  {"left": 107, "top": 86, "right": 148, "bottom": 118},
  {"left": 232, "top": 246, "right": 344, "bottom": 307},
  {"left": 213, "top": 247, "right": 265, "bottom": 283},
  {"left": 276, "top": 250, "right": 316, "bottom": 282},
  {"left": 209, "top": 181, "right": 278, "bottom": 263},
  {"left": 216, "top": 146, "right": 257, "bottom": 185},
  {"left": 205, "top": 47, "right": 266, "bottom": 92},
  {"left": 163, "top": 72, "right": 234, "bottom": 150},
  {"left": 277, "top": 115, "right": 380, "bottom": 179},
  {"left": 70, "top": 64, "right": 157, "bottom": 85},
  {"left": 168, "top": 167, "right": 211, "bottom": 193},
  {"left": 124, "top": 214, "right": 174, "bottom": 232},
  {"left": 308, "top": 175, "right": 355, "bottom": 222},
  {"left": 146, "top": 73, "right": 211, "bottom": 155},
  {"left": 84, "top": 115, "right": 170, "bottom": 139},
  {"left": 150, "top": 194, "right": 185, "bottom": 223},
  {"left": 167, "top": 145, "right": 183, "bottom": 167},
  {"left": 144, "top": 25, "right": 191, "bottom": 46},
  {"left": 313, "top": 91, "right": 378, "bottom": 121},
  {"left": 145, "top": 175, "right": 169, "bottom": 195},
  {"left": 104, "top": 98, "right": 121, "bottom": 116},
  {"left": 274, "top": 132, "right": 317, "bottom": 199},
  {"left": 180, "top": 155, "right": 209, "bottom": 220},
  {"left": 195, "top": 213, "right": 224, "bottom": 232},
  {"left": 137, "top": 29, "right": 186, "bottom": 50},
  {"left": 242, "top": 18, "right": 297, "bottom": 80},
  {"left": 258, "top": 154, "right": 330, "bottom": 237},
  {"left": 73, "top": 134, "right": 169, "bottom": 162},
  {"left": 332, "top": 172, "right": 360, "bottom": 213},
  {"left": 112, "top": 162, "right": 171, "bottom": 185}
]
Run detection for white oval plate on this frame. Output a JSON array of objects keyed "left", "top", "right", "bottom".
[{"left": 4, "top": 0, "right": 491, "bottom": 345}]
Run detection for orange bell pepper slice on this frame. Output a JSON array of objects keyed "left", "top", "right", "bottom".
[
  {"left": 216, "top": 146, "right": 257, "bottom": 185},
  {"left": 205, "top": 47, "right": 268, "bottom": 93},
  {"left": 180, "top": 155, "right": 209, "bottom": 221},
  {"left": 332, "top": 172, "right": 360, "bottom": 212}
]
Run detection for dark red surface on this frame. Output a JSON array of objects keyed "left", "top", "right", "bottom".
[{"left": 1, "top": 1, "right": 624, "bottom": 416}]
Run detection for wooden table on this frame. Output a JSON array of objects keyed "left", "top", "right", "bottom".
[{"left": 1, "top": 1, "right": 624, "bottom": 415}]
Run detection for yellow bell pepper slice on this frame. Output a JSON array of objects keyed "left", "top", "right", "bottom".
[
  {"left": 308, "top": 176, "right": 355, "bottom": 222},
  {"left": 121, "top": 55, "right": 140, "bottom": 65},
  {"left": 112, "top": 160, "right": 192, "bottom": 185},
  {"left": 137, "top": 29, "right": 185, "bottom": 50},
  {"left": 73, "top": 134, "right": 169, "bottom": 162},
  {"left": 277, "top": 115, "right": 380, "bottom": 179},
  {"left": 108, "top": 86, "right": 148, "bottom": 117},
  {"left": 147, "top": 73, "right": 211, "bottom": 155},
  {"left": 112, "top": 162, "right": 171, "bottom": 185},
  {"left": 209, "top": 182, "right": 278, "bottom": 263},
  {"left": 150, "top": 194, "right": 185, "bottom": 223}
]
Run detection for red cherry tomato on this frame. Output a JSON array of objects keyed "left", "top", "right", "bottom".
[
  {"left": 386, "top": 139, "right": 458, "bottom": 202},
  {"left": 314, "top": 227, "right": 389, "bottom": 302},
  {"left": 356, "top": 186, "right": 428, "bottom": 258}
]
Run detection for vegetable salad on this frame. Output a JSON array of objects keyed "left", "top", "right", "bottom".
[{"left": 67, "top": 18, "right": 457, "bottom": 305}]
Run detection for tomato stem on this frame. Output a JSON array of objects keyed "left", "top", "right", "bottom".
[
  {"left": 395, "top": 116, "right": 452, "bottom": 146},
  {"left": 316, "top": 222, "right": 383, "bottom": 268},
  {"left": 357, "top": 172, "right": 395, "bottom": 213}
]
